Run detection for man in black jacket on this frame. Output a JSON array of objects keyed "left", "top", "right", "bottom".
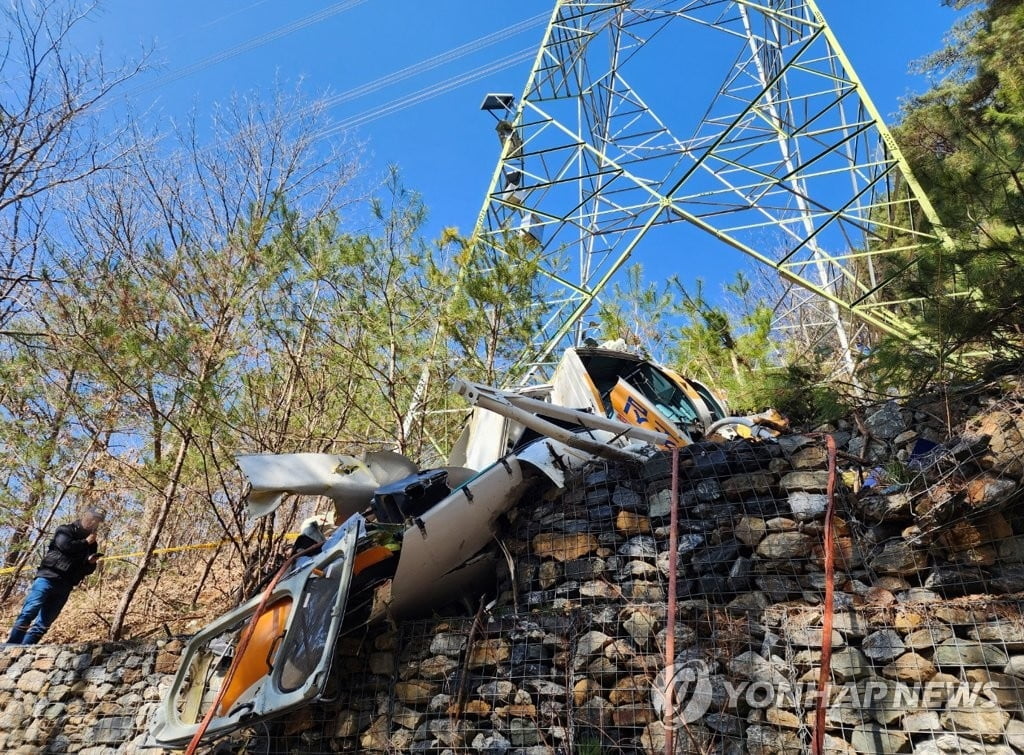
[{"left": 6, "top": 507, "right": 105, "bottom": 644}]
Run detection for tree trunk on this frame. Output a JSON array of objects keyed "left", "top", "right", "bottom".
[{"left": 109, "top": 430, "right": 192, "bottom": 640}]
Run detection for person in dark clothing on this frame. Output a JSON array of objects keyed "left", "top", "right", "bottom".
[{"left": 6, "top": 507, "right": 106, "bottom": 644}]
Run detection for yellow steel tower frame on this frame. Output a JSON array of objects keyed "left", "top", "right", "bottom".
[{"left": 470, "top": 0, "right": 950, "bottom": 383}]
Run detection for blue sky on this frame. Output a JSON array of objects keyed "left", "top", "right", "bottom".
[{"left": 86, "top": 1, "right": 960, "bottom": 287}]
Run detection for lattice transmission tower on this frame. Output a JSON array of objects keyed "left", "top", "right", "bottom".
[{"left": 470, "top": 0, "right": 948, "bottom": 384}]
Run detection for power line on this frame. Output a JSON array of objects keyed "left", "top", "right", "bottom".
[
  {"left": 130, "top": 0, "right": 370, "bottom": 96},
  {"left": 316, "top": 47, "right": 535, "bottom": 141},
  {"left": 317, "top": 12, "right": 547, "bottom": 111}
]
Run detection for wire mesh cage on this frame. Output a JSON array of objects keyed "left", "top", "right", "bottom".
[{"left": 4, "top": 391, "right": 1024, "bottom": 754}]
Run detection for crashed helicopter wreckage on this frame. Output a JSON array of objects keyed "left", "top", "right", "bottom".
[{"left": 150, "top": 345, "right": 779, "bottom": 747}]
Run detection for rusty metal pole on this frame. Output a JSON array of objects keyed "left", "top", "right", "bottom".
[{"left": 665, "top": 446, "right": 680, "bottom": 755}]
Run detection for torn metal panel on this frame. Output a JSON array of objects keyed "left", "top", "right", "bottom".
[
  {"left": 236, "top": 451, "right": 418, "bottom": 521},
  {"left": 550, "top": 346, "right": 604, "bottom": 410},
  {"left": 387, "top": 453, "right": 529, "bottom": 618},
  {"left": 453, "top": 379, "right": 667, "bottom": 461},
  {"left": 149, "top": 516, "right": 363, "bottom": 748},
  {"left": 448, "top": 384, "right": 550, "bottom": 470},
  {"left": 389, "top": 435, "right": 601, "bottom": 618}
]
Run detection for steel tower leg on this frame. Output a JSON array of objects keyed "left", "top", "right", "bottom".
[{"left": 470, "top": 0, "right": 949, "bottom": 385}]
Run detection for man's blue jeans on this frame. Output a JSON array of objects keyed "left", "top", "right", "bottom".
[{"left": 6, "top": 576, "right": 73, "bottom": 644}]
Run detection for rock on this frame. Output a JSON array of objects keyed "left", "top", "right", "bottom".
[
  {"left": 153, "top": 651, "right": 179, "bottom": 674},
  {"left": 830, "top": 647, "right": 872, "bottom": 682},
  {"left": 859, "top": 494, "right": 912, "bottom": 523},
  {"left": 898, "top": 587, "right": 941, "bottom": 603},
  {"left": 15, "top": 670, "right": 46, "bottom": 694},
  {"left": 675, "top": 533, "right": 706, "bottom": 556},
  {"left": 914, "top": 733, "right": 1015, "bottom": 755},
  {"left": 639, "top": 721, "right": 668, "bottom": 755},
  {"left": 691, "top": 540, "right": 740, "bottom": 574},
  {"left": 931, "top": 604, "right": 988, "bottom": 625},
  {"left": 904, "top": 625, "right": 954, "bottom": 650},
  {"left": 720, "top": 472, "right": 775, "bottom": 501},
  {"left": 728, "top": 651, "right": 787, "bottom": 684},
  {"left": 780, "top": 470, "right": 831, "bottom": 491},
  {"left": 616, "top": 510, "right": 651, "bottom": 535},
  {"left": 973, "top": 409, "right": 1024, "bottom": 477},
  {"left": 755, "top": 574, "right": 802, "bottom": 601},
  {"left": 608, "top": 675, "right": 651, "bottom": 705},
  {"left": 625, "top": 581, "right": 665, "bottom": 601},
  {"left": 849, "top": 437, "right": 888, "bottom": 461},
  {"left": 580, "top": 577, "right": 621, "bottom": 599},
  {"left": 894, "top": 429, "right": 918, "bottom": 445},
  {"left": 827, "top": 696, "right": 873, "bottom": 726},
  {"left": 418, "top": 654, "right": 458, "bottom": 678},
  {"left": 868, "top": 540, "right": 927, "bottom": 575},
  {"left": 333, "top": 710, "right": 364, "bottom": 738},
  {"left": 904, "top": 710, "right": 942, "bottom": 733},
  {"left": 965, "top": 669, "right": 1024, "bottom": 714},
  {"left": 395, "top": 680, "right": 436, "bottom": 705},
  {"left": 577, "top": 695, "right": 612, "bottom": 727},
  {"left": 430, "top": 632, "right": 467, "bottom": 656},
  {"left": 790, "top": 445, "right": 828, "bottom": 469},
  {"left": 427, "top": 718, "right": 466, "bottom": 747},
  {"left": 623, "top": 607, "right": 658, "bottom": 646},
  {"left": 940, "top": 701, "right": 1010, "bottom": 742},
  {"left": 647, "top": 488, "right": 673, "bottom": 518},
  {"left": 965, "top": 475, "right": 1017, "bottom": 507},
  {"left": 527, "top": 679, "right": 566, "bottom": 697},
  {"left": 468, "top": 638, "right": 511, "bottom": 668},
  {"left": 788, "top": 491, "right": 828, "bottom": 520},
  {"left": 969, "top": 622, "right": 1024, "bottom": 649},
  {"left": 574, "top": 631, "right": 612, "bottom": 663},
  {"left": 746, "top": 724, "right": 804, "bottom": 755},
  {"left": 861, "top": 629, "right": 906, "bottom": 662},
  {"left": 1004, "top": 655, "right": 1024, "bottom": 678},
  {"left": 996, "top": 536, "right": 1024, "bottom": 563},
  {"left": 612, "top": 703, "right": 655, "bottom": 727},
  {"left": 573, "top": 678, "right": 601, "bottom": 705},
  {"left": 785, "top": 626, "right": 843, "bottom": 648},
  {"left": 735, "top": 516, "right": 767, "bottom": 546},
  {"left": 756, "top": 532, "right": 814, "bottom": 559},
  {"left": 563, "top": 557, "right": 606, "bottom": 581},
  {"left": 865, "top": 402, "right": 906, "bottom": 440},
  {"left": 532, "top": 532, "right": 599, "bottom": 561},
  {"left": 850, "top": 722, "right": 909, "bottom": 753},
  {"left": 924, "top": 565, "right": 990, "bottom": 596},
  {"left": 933, "top": 638, "right": 1008, "bottom": 669},
  {"left": 726, "top": 591, "right": 770, "bottom": 615},
  {"left": 694, "top": 478, "right": 723, "bottom": 501},
  {"left": 832, "top": 611, "right": 871, "bottom": 638},
  {"left": 823, "top": 734, "right": 858, "bottom": 755},
  {"left": 613, "top": 485, "right": 644, "bottom": 511},
  {"left": 477, "top": 680, "right": 515, "bottom": 702},
  {"left": 860, "top": 677, "right": 913, "bottom": 725},
  {"left": 991, "top": 563, "right": 1024, "bottom": 593},
  {"left": 766, "top": 707, "right": 801, "bottom": 728},
  {"left": 392, "top": 705, "right": 425, "bottom": 729},
  {"left": 91, "top": 717, "right": 133, "bottom": 745},
  {"left": 472, "top": 732, "right": 511, "bottom": 755},
  {"left": 538, "top": 560, "right": 561, "bottom": 588},
  {"left": 1008, "top": 719, "right": 1024, "bottom": 751},
  {"left": 618, "top": 536, "right": 658, "bottom": 559},
  {"left": 883, "top": 652, "right": 937, "bottom": 683}
]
